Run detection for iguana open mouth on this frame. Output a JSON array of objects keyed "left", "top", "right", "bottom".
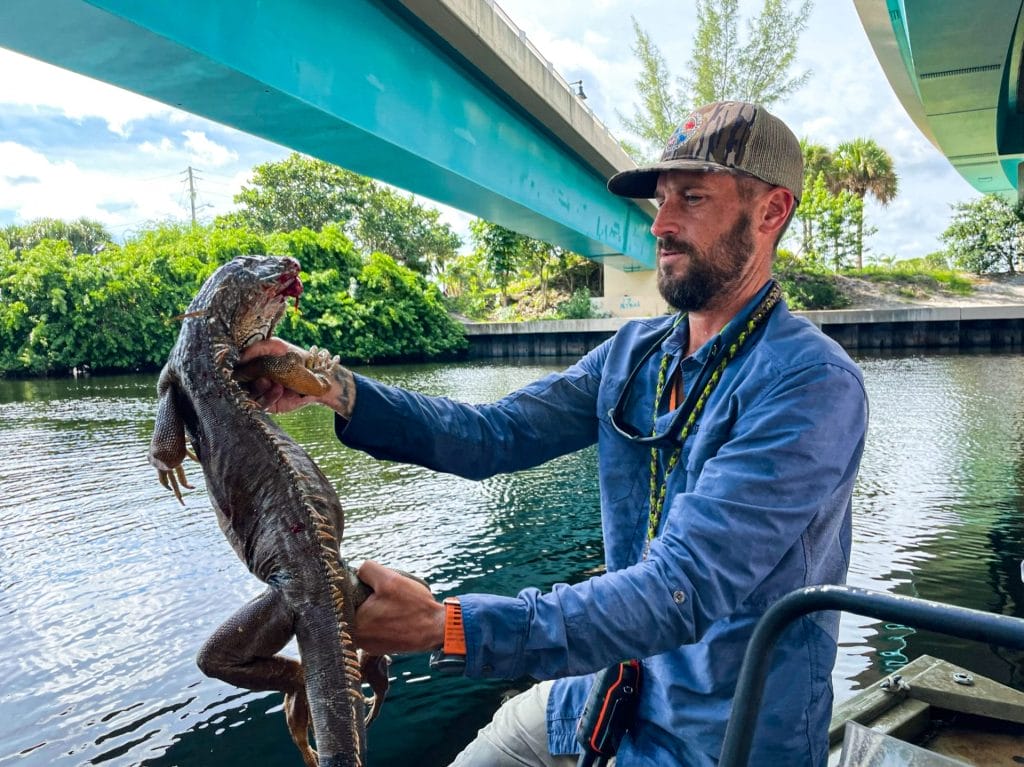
[{"left": 276, "top": 258, "right": 303, "bottom": 304}]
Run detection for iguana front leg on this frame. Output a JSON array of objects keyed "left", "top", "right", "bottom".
[
  {"left": 197, "top": 588, "right": 318, "bottom": 767},
  {"left": 234, "top": 345, "right": 340, "bottom": 397},
  {"left": 148, "top": 369, "right": 195, "bottom": 504}
]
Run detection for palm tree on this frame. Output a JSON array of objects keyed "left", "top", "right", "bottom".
[{"left": 831, "top": 138, "right": 898, "bottom": 268}]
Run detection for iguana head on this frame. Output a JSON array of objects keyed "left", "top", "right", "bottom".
[{"left": 189, "top": 255, "right": 303, "bottom": 350}]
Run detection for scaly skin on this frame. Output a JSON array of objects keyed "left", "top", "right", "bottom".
[{"left": 147, "top": 255, "right": 386, "bottom": 767}]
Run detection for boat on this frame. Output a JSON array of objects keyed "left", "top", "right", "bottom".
[
  {"left": 828, "top": 654, "right": 1024, "bottom": 765},
  {"left": 717, "top": 585, "right": 1024, "bottom": 767}
]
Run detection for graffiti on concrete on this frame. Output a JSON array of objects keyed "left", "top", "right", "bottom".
[{"left": 619, "top": 295, "right": 641, "bottom": 311}]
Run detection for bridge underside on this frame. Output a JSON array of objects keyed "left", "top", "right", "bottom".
[
  {"left": 856, "top": 0, "right": 1024, "bottom": 201},
  {"left": 0, "top": 0, "right": 655, "bottom": 269}
]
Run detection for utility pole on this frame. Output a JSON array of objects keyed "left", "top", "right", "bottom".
[{"left": 183, "top": 166, "right": 202, "bottom": 226}]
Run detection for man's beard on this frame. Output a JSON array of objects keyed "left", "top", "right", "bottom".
[{"left": 657, "top": 213, "right": 754, "bottom": 312}]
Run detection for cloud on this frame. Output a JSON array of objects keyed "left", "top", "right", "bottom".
[
  {"left": 0, "top": 141, "right": 173, "bottom": 226},
  {"left": 139, "top": 137, "right": 176, "bottom": 156},
  {"left": 182, "top": 130, "right": 238, "bottom": 168},
  {"left": 0, "top": 49, "right": 174, "bottom": 137}
]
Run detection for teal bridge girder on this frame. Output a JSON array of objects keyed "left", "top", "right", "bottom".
[
  {"left": 0, "top": 0, "right": 656, "bottom": 270},
  {"left": 855, "top": 0, "right": 1024, "bottom": 201}
]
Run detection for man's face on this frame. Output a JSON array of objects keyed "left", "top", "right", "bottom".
[{"left": 651, "top": 170, "right": 755, "bottom": 312}]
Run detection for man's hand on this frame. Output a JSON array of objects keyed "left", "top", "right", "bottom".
[
  {"left": 354, "top": 560, "right": 445, "bottom": 656},
  {"left": 238, "top": 337, "right": 356, "bottom": 417}
]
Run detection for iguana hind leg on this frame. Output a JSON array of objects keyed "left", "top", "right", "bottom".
[{"left": 197, "top": 587, "right": 318, "bottom": 767}]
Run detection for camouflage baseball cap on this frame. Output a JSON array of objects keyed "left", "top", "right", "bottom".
[{"left": 608, "top": 101, "right": 803, "bottom": 201}]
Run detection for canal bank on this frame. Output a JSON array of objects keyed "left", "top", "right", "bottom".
[{"left": 462, "top": 305, "right": 1024, "bottom": 357}]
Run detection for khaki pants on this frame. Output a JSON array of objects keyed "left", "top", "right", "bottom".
[{"left": 449, "top": 681, "right": 615, "bottom": 767}]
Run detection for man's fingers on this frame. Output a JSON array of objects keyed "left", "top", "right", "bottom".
[{"left": 356, "top": 560, "right": 389, "bottom": 590}]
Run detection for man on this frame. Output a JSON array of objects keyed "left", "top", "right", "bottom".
[{"left": 244, "top": 101, "right": 868, "bottom": 766}]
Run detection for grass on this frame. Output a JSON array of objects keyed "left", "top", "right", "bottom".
[{"left": 846, "top": 263, "right": 974, "bottom": 295}]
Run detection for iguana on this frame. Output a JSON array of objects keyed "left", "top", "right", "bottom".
[{"left": 148, "top": 255, "right": 395, "bottom": 767}]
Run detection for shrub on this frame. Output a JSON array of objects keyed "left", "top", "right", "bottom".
[
  {"left": 555, "top": 289, "right": 599, "bottom": 319},
  {"left": 773, "top": 250, "right": 849, "bottom": 310}
]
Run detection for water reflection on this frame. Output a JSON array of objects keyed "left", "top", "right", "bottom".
[
  {"left": 3, "top": 353, "right": 1024, "bottom": 765},
  {"left": 844, "top": 352, "right": 1024, "bottom": 693}
]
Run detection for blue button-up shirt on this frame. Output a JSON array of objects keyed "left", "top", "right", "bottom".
[{"left": 339, "top": 285, "right": 867, "bottom": 766}]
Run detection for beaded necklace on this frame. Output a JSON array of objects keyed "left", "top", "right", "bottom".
[{"left": 643, "top": 282, "right": 783, "bottom": 558}]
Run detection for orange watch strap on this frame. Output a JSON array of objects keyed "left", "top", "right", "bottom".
[{"left": 442, "top": 597, "right": 467, "bottom": 656}]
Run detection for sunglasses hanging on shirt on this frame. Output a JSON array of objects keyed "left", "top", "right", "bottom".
[{"left": 607, "top": 281, "right": 783, "bottom": 450}]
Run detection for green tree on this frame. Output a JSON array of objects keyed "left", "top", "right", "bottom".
[
  {"left": 217, "top": 153, "right": 372, "bottom": 233},
  {"left": 353, "top": 252, "right": 466, "bottom": 360},
  {"left": 519, "top": 238, "right": 566, "bottom": 312},
  {"left": 794, "top": 172, "right": 863, "bottom": 270},
  {"left": 619, "top": 0, "right": 813, "bottom": 160},
  {"left": 617, "top": 18, "right": 685, "bottom": 161},
  {"left": 942, "top": 195, "right": 1024, "bottom": 275},
  {"left": 0, "top": 227, "right": 216, "bottom": 376},
  {"left": 469, "top": 220, "right": 524, "bottom": 306},
  {"left": 279, "top": 251, "right": 466, "bottom": 362},
  {"left": 437, "top": 249, "right": 493, "bottom": 319},
  {"left": 353, "top": 186, "right": 462, "bottom": 275},
  {"left": 0, "top": 218, "right": 467, "bottom": 376},
  {"left": 2, "top": 217, "right": 113, "bottom": 257},
  {"left": 800, "top": 139, "right": 834, "bottom": 186},
  {"left": 830, "top": 138, "right": 898, "bottom": 268},
  {"left": 459, "top": 220, "right": 596, "bottom": 317}
]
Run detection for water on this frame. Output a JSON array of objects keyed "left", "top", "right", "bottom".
[{"left": 2, "top": 354, "right": 1024, "bottom": 766}]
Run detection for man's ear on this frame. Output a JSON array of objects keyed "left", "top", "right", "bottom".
[{"left": 759, "top": 187, "right": 796, "bottom": 238}]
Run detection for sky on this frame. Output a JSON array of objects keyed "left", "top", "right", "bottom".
[{"left": 0, "top": 0, "right": 982, "bottom": 260}]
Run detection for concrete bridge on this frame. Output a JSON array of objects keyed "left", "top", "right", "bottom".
[
  {"left": 856, "top": 0, "right": 1024, "bottom": 202},
  {"left": 0, "top": 0, "right": 666, "bottom": 316}
]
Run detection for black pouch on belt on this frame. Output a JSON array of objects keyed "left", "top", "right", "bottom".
[{"left": 575, "top": 659, "right": 642, "bottom": 767}]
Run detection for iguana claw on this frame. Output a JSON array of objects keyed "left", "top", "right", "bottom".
[{"left": 156, "top": 464, "right": 194, "bottom": 505}]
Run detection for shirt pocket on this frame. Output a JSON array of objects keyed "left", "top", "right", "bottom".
[{"left": 682, "top": 425, "right": 729, "bottom": 492}]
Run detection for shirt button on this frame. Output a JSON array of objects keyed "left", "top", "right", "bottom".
[{"left": 673, "top": 590, "right": 686, "bottom": 604}]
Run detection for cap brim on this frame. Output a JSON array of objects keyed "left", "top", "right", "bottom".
[{"left": 607, "top": 159, "right": 732, "bottom": 198}]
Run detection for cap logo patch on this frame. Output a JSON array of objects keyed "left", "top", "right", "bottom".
[{"left": 665, "top": 111, "right": 703, "bottom": 155}]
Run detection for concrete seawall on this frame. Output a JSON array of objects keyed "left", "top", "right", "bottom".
[{"left": 462, "top": 305, "right": 1024, "bottom": 358}]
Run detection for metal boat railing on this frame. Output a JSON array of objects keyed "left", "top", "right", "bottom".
[{"left": 718, "top": 584, "right": 1024, "bottom": 767}]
